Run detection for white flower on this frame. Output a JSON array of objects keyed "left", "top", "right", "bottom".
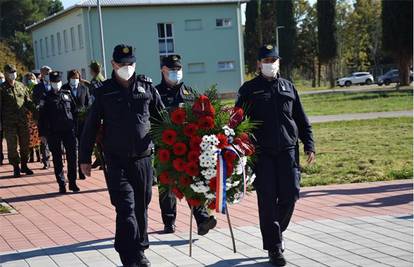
[
  {"left": 205, "top": 193, "right": 215, "bottom": 199},
  {"left": 222, "top": 125, "right": 235, "bottom": 137},
  {"left": 200, "top": 142, "right": 209, "bottom": 150},
  {"left": 202, "top": 135, "right": 210, "bottom": 143}
]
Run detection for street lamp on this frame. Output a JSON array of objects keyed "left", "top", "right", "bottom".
[{"left": 275, "top": 26, "right": 285, "bottom": 55}]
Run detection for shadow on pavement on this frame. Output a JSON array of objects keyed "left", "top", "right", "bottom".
[
  {"left": 337, "top": 193, "right": 413, "bottom": 208},
  {"left": 3, "top": 188, "right": 108, "bottom": 203}
]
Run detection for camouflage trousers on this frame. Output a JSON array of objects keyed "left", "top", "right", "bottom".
[{"left": 3, "top": 119, "right": 30, "bottom": 166}]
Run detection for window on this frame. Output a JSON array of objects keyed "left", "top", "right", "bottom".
[
  {"left": 45, "top": 37, "right": 49, "bottom": 57},
  {"left": 70, "top": 27, "right": 76, "bottom": 50},
  {"left": 63, "top": 29, "right": 68, "bottom": 52},
  {"left": 57, "top": 32, "right": 62, "bottom": 54},
  {"left": 216, "top": 18, "right": 232, "bottom": 28},
  {"left": 218, "top": 61, "right": 235, "bottom": 71},
  {"left": 188, "top": 63, "right": 205, "bottom": 73},
  {"left": 78, "top": 24, "right": 84, "bottom": 49},
  {"left": 40, "top": 39, "right": 44, "bottom": 59},
  {"left": 51, "top": 34, "right": 55, "bottom": 56},
  {"left": 34, "top": 40, "right": 39, "bottom": 66},
  {"left": 185, "top": 19, "right": 202, "bottom": 31},
  {"left": 157, "top": 23, "right": 174, "bottom": 58}
]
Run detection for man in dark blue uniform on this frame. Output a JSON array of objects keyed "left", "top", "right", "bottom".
[
  {"left": 80, "top": 44, "right": 164, "bottom": 267},
  {"left": 235, "top": 45, "right": 315, "bottom": 266},
  {"left": 156, "top": 55, "right": 217, "bottom": 235},
  {"left": 38, "top": 71, "right": 80, "bottom": 193}
]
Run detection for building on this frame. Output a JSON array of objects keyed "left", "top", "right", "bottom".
[{"left": 26, "top": 0, "right": 246, "bottom": 92}]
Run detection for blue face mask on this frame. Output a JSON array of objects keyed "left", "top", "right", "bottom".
[{"left": 168, "top": 70, "right": 183, "bottom": 84}]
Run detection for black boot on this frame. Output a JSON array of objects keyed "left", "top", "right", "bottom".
[
  {"left": 269, "top": 248, "right": 286, "bottom": 266},
  {"left": 197, "top": 216, "right": 217, "bottom": 236},
  {"left": 91, "top": 159, "right": 101, "bottom": 169},
  {"left": 138, "top": 251, "right": 151, "bottom": 267},
  {"left": 42, "top": 161, "right": 50, "bottom": 170},
  {"left": 21, "top": 164, "right": 34, "bottom": 175},
  {"left": 78, "top": 170, "right": 86, "bottom": 180},
  {"left": 13, "top": 165, "right": 21, "bottom": 178},
  {"left": 59, "top": 183, "right": 67, "bottom": 194},
  {"left": 35, "top": 149, "right": 41, "bottom": 162},
  {"left": 68, "top": 181, "right": 80, "bottom": 192},
  {"left": 163, "top": 224, "right": 176, "bottom": 234}
]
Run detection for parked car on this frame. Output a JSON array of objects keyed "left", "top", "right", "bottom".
[
  {"left": 377, "top": 69, "right": 414, "bottom": 86},
  {"left": 336, "top": 72, "right": 374, "bottom": 87}
]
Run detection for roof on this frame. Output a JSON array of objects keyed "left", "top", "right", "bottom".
[{"left": 26, "top": 0, "right": 245, "bottom": 31}]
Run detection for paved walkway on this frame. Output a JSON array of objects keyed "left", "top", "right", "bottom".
[
  {"left": 309, "top": 110, "right": 413, "bottom": 123},
  {"left": 0, "top": 161, "right": 412, "bottom": 266}
]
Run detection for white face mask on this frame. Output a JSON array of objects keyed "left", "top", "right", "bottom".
[
  {"left": 51, "top": 81, "right": 62, "bottom": 91},
  {"left": 7, "top": 72, "right": 17, "bottom": 81},
  {"left": 70, "top": 78, "right": 79, "bottom": 88},
  {"left": 28, "top": 79, "right": 37, "bottom": 86},
  {"left": 0, "top": 78, "right": 5, "bottom": 84},
  {"left": 116, "top": 63, "right": 136, "bottom": 81},
  {"left": 261, "top": 62, "right": 279, "bottom": 78},
  {"left": 168, "top": 69, "right": 183, "bottom": 84}
]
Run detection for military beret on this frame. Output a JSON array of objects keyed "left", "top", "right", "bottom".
[
  {"left": 258, "top": 44, "right": 280, "bottom": 60},
  {"left": 113, "top": 44, "right": 136, "bottom": 64},
  {"left": 4, "top": 64, "right": 17, "bottom": 73},
  {"left": 89, "top": 60, "right": 101, "bottom": 69},
  {"left": 162, "top": 54, "right": 182, "bottom": 69},
  {"left": 49, "top": 71, "right": 62, "bottom": 82}
]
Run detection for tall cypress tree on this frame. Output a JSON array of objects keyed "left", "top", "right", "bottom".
[
  {"left": 382, "top": 0, "right": 413, "bottom": 85},
  {"left": 244, "top": 0, "right": 261, "bottom": 74},
  {"left": 275, "top": 0, "right": 296, "bottom": 80},
  {"left": 317, "top": 0, "right": 338, "bottom": 88}
]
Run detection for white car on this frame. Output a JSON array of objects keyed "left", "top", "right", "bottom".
[{"left": 336, "top": 72, "right": 374, "bottom": 87}]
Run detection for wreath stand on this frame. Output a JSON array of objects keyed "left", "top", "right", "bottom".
[{"left": 188, "top": 205, "right": 237, "bottom": 257}]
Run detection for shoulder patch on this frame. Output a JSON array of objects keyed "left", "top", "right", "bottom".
[
  {"left": 93, "top": 80, "right": 104, "bottom": 89},
  {"left": 137, "top": 74, "right": 152, "bottom": 83}
]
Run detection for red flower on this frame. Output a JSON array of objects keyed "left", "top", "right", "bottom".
[
  {"left": 162, "top": 129, "right": 177, "bottom": 145},
  {"left": 190, "top": 136, "right": 202, "bottom": 150},
  {"left": 159, "top": 171, "right": 172, "bottom": 185},
  {"left": 171, "top": 108, "right": 186, "bottom": 125},
  {"left": 179, "top": 175, "right": 193, "bottom": 186},
  {"left": 223, "top": 150, "right": 237, "bottom": 163},
  {"left": 172, "top": 187, "right": 184, "bottom": 200},
  {"left": 185, "top": 161, "right": 200, "bottom": 176},
  {"left": 208, "top": 200, "right": 216, "bottom": 210},
  {"left": 229, "top": 107, "right": 244, "bottom": 128},
  {"left": 173, "top": 142, "right": 187, "bottom": 156},
  {"left": 198, "top": 116, "right": 215, "bottom": 130},
  {"left": 216, "top": 133, "right": 228, "bottom": 149},
  {"left": 188, "top": 198, "right": 201, "bottom": 207},
  {"left": 158, "top": 149, "right": 170, "bottom": 162},
  {"left": 239, "top": 133, "right": 249, "bottom": 142},
  {"left": 192, "top": 95, "right": 215, "bottom": 117},
  {"left": 233, "top": 137, "right": 242, "bottom": 145},
  {"left": 209, "top": 177, "right": 217, "bottom": 192},
  {"left": 173, "top": 158, "right": 186, "bottom": 172},
  {"left": 187, "top": 150, "right": 200, "bottom": 162},
  {"left": 184, "top": 123, "right": 199, "bottom": 137}
]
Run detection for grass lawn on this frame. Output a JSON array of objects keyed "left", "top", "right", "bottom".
[
  {"left": 300, "top": 117, "right": 413, "bottom": 186},
  {"left": 301, "top": 90, "right": 413, "bottom": 116}
]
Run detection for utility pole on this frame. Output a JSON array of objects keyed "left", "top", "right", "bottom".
[{"left": 97, "top": 0, "right": 107, "bottom": 78}]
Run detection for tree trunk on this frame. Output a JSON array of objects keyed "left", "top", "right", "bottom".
[
  {"left": 317, "top": 61, "right": 321, "bottom": 87},
  {"left": 312, "top": 59, "right": 316, "bottom": 88},
  {"left": 328, "top": 60, "right": 335, "bottom": 88},
  {"left": 398, "top": 55, "right": 411, "bottom": 86}
]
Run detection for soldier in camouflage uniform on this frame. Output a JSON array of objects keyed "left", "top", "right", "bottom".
[{"left": 0, "top": 64, "right": 34, "bottom": 177}]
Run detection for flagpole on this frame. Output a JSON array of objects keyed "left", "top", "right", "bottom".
[{"left": 97, "top": 0, "right": 107, "bottom": 78}]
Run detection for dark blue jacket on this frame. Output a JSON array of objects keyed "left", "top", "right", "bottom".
[
  {"left": 156, "top": 78, "right": 195, "bottom": 109},
  {"left": 80, "top": 72, "right": 164, "bottom": 163},
  {"left": 236, "top": 75, "right": 315, "bottom": 155}
]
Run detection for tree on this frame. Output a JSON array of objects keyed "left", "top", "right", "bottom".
[
  {"left": 275, "top": 0, "right": 296, "bottom": 79},
  {"left": 317, "top": 0, "right": 338, "bottom": 88},
  {"left": 244, "top": 0, "right": 261, "bottom": 74},
  {"left": 382, "top": 0, "right": 413, "bottom": 85},
  {"left": 260, "top": 0, "right": 277, "bottom": 45}
]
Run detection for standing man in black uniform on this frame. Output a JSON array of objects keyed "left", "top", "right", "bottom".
[
  {"left": 156, "top": 54, "right": 217, "bottom": 235},
  {"left": 38, "top": 71, "right": 80, "bottom": 194},
  {"left": 80, "top": 44, "right": 164, "bottom": 267},
  {"left": 235, "top": 45, "right": 316, "bottom": 266}
]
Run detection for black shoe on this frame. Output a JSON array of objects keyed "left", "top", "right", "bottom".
[
  {"left": 42, "top": 161, "right": 50, "bottom": 170},
  {"left": 138, "top": 251, "right": 151, "bottom": 267},
  {"left": 68, "top": 182, "right": 80, "bottom": 192},
  {"left": 59, "top": 184, "right": 67, "bottom": 194},
  {"left": 78, "top": 172, "right": 86, "bottom": 180},
  {"left": 21, "top": 165, "right": 34, "bottom": 175},
  {"left": 269, "top": 248, "right": 286, "bottom": 266},
  {"left": 163, "top": 225, "right": 176, "bottom": 234},
  {"left": 197, "top": 216, "right": 217, "bottom": 236},
  {"left": 13, "top": 166, "right": 21, "bottom": 178},
  {"left": 91, "top": 159, "right": 101, "bottom": 169},
  {"left": 120, "top": 255, "right": 139, "bottom": 267}
]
